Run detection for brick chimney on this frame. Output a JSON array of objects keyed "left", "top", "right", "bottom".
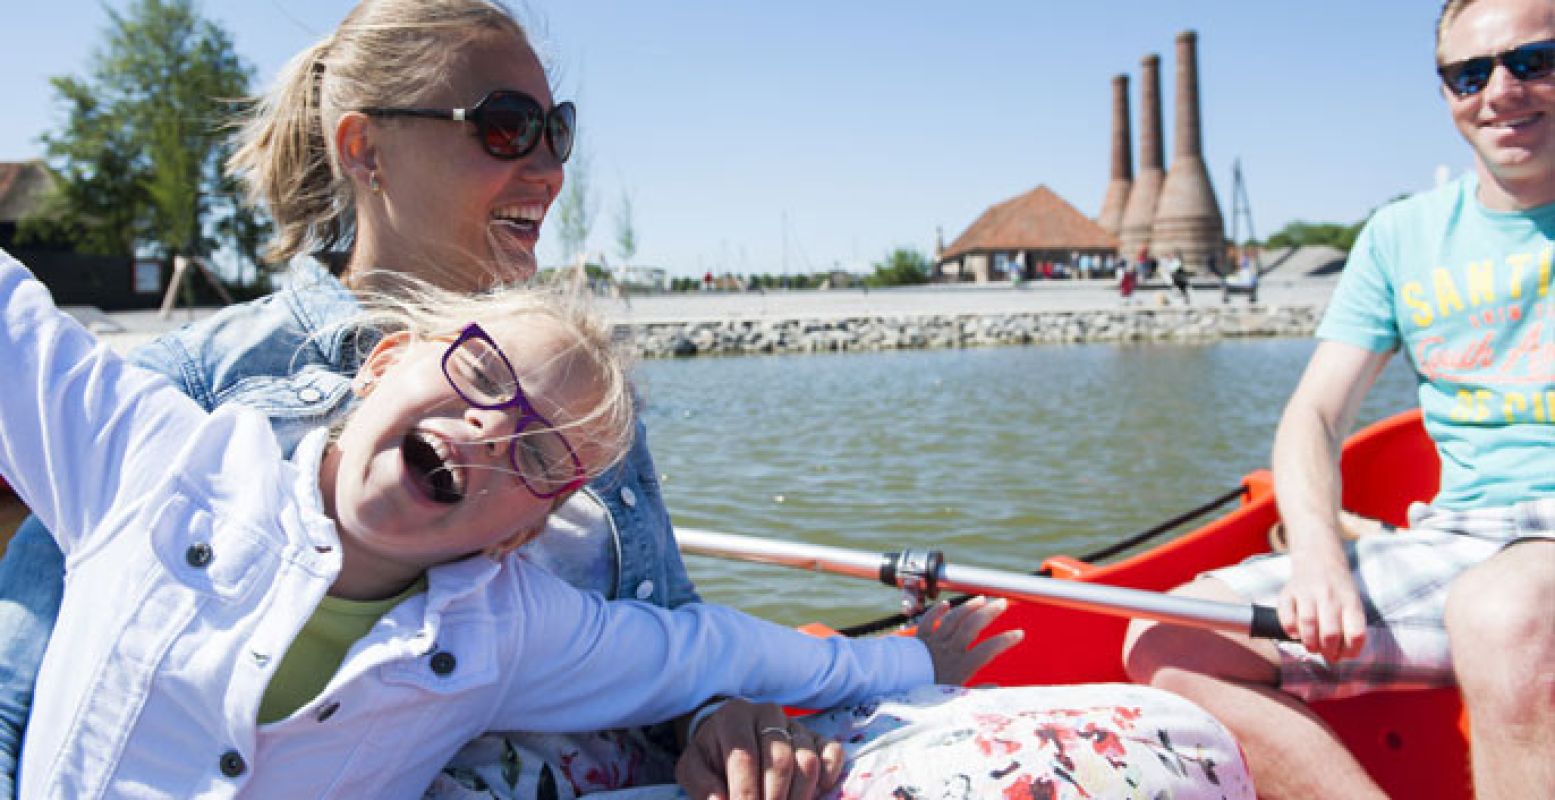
[
  {"left": 1096, "top": 74, "right": 1133, "bottom": 237},
  {"left": 1150, "top": 30, "right": 1226, "bottom": 271},
  {"left": 1118, "top": 54, "right": 1164, "bottom": 261}
]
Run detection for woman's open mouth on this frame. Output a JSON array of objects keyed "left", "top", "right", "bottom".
[{"left": 402, "top": 431, "right": 465, "bottom": 504}]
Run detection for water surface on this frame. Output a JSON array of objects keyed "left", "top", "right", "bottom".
[{"left": 637, "top": 339, "right": 1419, "bottom": 627}]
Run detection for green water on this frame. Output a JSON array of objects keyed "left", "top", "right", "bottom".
[{"left": 637, "top": 338, "right": 1420, "bottom": 627}]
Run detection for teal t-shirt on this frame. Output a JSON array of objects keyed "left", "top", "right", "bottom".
[{"left": 1317, "top": 174, "right": 1555, "bottom": 510}]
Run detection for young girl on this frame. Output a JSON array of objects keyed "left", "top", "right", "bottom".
[{"left": 0, "top": 251, "right": 1010, "bottom": 798}]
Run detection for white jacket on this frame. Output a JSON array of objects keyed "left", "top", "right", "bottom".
[{"left": 0, "top": 251, "right": 932, "bottom": 799}]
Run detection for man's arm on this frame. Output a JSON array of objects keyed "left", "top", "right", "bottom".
[{"left": 1271, "top": 339, "right": 1393, "bottom": 662}]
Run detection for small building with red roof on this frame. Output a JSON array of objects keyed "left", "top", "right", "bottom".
[{"left": 937, "top": 185, "right": 1120, "bottom": 283}]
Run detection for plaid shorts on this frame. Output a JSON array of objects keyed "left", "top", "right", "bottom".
[{"left": 1208, "top": 497, "right": 1555, "bottom": 703}]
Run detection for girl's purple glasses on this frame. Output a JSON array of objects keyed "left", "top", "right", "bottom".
[{"left": 440, "top": 323, "right": 585, "bottom": 499}]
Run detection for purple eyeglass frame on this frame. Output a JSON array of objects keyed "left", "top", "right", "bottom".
[{"left": 439, "top": 322, "right": 586, "bottom": 499}]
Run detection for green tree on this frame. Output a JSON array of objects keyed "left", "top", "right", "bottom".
[
  {"left": 1263, "top": 194, "right": 1406, "bottom": 253},
  {"left": 21, "top": 0, "right": 264, "bottom": 268},
  {"left": 1264, "top": 221, "right": 1365, "bottom": 251},
  {"left": 555, "top": 148, "right": 594, "bottom": 263},
  {"left": 614, "top": 188, "right": 638, "bottom": 265},
  {"left": 866, "top": 247, "right": 932, "bottom": 287}
]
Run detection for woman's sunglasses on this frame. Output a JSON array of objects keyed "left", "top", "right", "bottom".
[
  {"left": 1438, "top": 38, "right": 1555, "bottom": 98},
  {"left": 361, "top": 90, "right": 575, "bottom": 162}
]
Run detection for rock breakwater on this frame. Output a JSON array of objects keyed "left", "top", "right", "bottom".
[{"left": 625, "top": 304, "right": 1322, "bottom": 358}]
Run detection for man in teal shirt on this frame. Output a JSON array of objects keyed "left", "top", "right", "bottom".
[{"left": 1122, "top": 0, "right": 1555, "bottom": 797}]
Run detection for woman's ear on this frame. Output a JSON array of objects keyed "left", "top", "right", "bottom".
[
  {"left": 334, "top": 111, "right": 380, "bottom": 191},
  {"left": 354, "top": 331, "right": 413, "bottom": 397}
]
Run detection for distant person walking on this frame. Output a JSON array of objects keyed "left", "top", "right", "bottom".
[
  {"left": 1118, "top": 263, "right": 1138, "bottom": 305},
  {"left": 1167, "top": 254, "right": 1192, "bottom": 304}
]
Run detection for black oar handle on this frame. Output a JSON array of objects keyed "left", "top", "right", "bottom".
[{"left": 1250, "top": 604, "right": 1294, "bottom": 641}]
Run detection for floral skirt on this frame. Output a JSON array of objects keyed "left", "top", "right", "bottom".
[{"left": 426, "top": 683, "right": 1253, "bottom": 800}]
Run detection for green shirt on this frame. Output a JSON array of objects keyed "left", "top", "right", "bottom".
[{"left": 258, "top": 578, "right": 427, "bottom": 724}]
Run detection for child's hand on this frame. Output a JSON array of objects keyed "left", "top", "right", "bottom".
[{"left": 915, "top": 596, "right": 1024, "bottom": 685}]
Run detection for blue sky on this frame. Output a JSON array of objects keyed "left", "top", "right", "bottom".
[{"left": 1, "top": 1, "right": 1468, "bottom": 277}]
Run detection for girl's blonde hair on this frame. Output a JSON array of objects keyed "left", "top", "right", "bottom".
[
  {"left": 350, "top": 271, "right": 637, "bottom": 484},
  {"left": 228, "top": 0, "right": 530, "bottom": 267}
]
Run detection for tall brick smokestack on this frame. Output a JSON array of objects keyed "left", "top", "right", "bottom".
[
  {"left": 1096, "top": 74, "right": 1132, "bottom": 237},
  {"left": 1118, "top": 54, "right": 1164, "bottom": 261},
  {"left": 1150, "top": 30, "right": 1225, "bottom": 271}
]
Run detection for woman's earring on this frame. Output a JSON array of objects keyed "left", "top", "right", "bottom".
[{"left": 368, "top": 172, "right": 381, "bottom": 193}]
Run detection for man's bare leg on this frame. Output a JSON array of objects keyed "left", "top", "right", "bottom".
[
  {"left": 1122, "top": 578, "right": 1386, "bottom": 799},
  {"left": 1447, "top": 540, "right": 1555, "bottom": 799}
]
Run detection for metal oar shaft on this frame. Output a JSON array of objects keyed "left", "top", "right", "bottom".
[
  {"left": 939, "top": 562, "right": 1261, "bottom": 635},
  {"left": 676, "top": 526, "right": 891, "bottom": 583},
  {"left": 676, "top": 527, "right": 1289, "bottom": 640}
]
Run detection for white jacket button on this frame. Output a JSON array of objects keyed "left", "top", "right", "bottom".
[
  {"left": 634, "top": 580, "right": 654, "bottom": 600},
  {"left": 430, "top": 650, "right": 457, "bottom": 676},
  {"left": 297, "top": 387, "right": 323, "bottom": 403},
  {"left": 219, "top": 750, "right": 246, "bottom": 778},
  {"left": 620, "top": 487, "right": 637, "bottom": 508}
]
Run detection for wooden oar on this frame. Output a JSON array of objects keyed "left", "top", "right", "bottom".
[{"left": 676, "top": 527, "right": 1291, "bottom": 641}]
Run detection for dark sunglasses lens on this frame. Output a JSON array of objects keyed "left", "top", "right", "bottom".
[
  {"left": 548, "top": 102, "right": 576, "bottom": 162},
  {"left": 1505, "top": 42, "right": 1555, "bottom": 80},
  {"left": 478, "top": 93, "right": 544, "bottom": 158},
  {"left": 1443, "top": 58, "right": 1493, "bottom": 96}
]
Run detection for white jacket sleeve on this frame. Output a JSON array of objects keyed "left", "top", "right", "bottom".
[
  {"left": 490, "top": 560, "right": 935, "bottom": 733},
  {"left": 0, "top": 250, "right": 205, "bottom": 555}
]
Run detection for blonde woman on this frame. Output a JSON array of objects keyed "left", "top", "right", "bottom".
[{"left": 0, "top": 0, "right": 730, "bottom": 795}]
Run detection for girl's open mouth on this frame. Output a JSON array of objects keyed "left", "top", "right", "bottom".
[{"left": 402, "top": 431, "right": 465, "bottom": 504}]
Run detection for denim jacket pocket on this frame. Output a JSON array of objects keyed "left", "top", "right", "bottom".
[{"left": 148, "top": 497, "right": 271, "bottom": 602}]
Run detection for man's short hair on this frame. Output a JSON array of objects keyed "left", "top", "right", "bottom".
[{"left": 1437, "top": 0, "right": 1477, "bottom": 61}]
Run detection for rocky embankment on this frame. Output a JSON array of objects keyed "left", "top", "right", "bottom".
[{"left": 626, "top": 304, "right": 1323, "bottom": 358}]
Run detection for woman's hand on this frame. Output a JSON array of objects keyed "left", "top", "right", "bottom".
[
  {"left": 916, "top": 596, "right": 1024, "bottom": 685},
  {"left": 675, "top": 698, "right": 842, "bottom": 800}
]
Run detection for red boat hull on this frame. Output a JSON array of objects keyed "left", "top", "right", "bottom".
[{"left": 963, "top": 409, "right": 1470, "bottom": 799}]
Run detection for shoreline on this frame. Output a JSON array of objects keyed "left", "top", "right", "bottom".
[
  {"left": 627, "top": 303, "right": 1322, "bottom": 357},
  {"left": 87, "top": 275, "right": 1336, "bottom": 357}
]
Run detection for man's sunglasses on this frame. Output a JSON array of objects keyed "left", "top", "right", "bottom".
[
  {"left": 361, "top": 90, "right": 575, "bottom": 162},
  {"left": 1438, "top": 38, "right": 1555, "bottom": 97}
]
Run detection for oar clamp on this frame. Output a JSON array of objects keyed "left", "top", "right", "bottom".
[{"left": 879, "top": 549, "right": 944, "bottom": 617}]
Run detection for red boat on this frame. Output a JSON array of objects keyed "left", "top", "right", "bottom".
[{"left": 946, "top": 408, "right": 1466, "bottom": 799}]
